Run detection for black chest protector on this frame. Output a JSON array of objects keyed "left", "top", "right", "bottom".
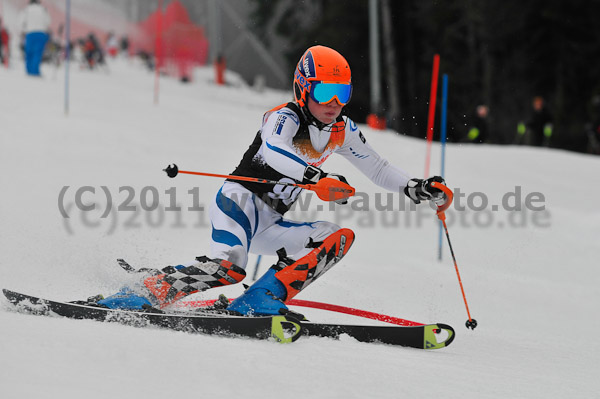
[{"left": 229, "top": 102, "right": 340, "bottom": 215}]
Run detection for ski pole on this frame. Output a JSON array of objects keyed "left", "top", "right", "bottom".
[
  {"left": 163, "top": 164, "right": 355, "bottom": 202},
  {"left": 431, "top": 182, "right": 478, "bottom": 330},
  {"left": 252, "top": 255, "right": 262, "bottom": 281}
]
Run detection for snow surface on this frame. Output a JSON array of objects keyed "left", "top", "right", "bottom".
[{"left": 1, "top": 56, "right": 599, "bottom": 399}]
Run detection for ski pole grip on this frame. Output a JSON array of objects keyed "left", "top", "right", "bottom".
[{"left": 431, "top": 182, "right": 453, "bottom": 215}]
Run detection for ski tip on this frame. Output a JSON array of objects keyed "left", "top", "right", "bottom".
[
  {"left": 270, "top": 315, "right": 303, "bottom": 343},
  {"left": 1, "top": 288, "right": 18, "bottom": 300},
  {"left": 424, "top": 323, "right": 456, "bottom": 349}
]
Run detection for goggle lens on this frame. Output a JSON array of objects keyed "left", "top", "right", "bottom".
[{"left": 310, "top": 82, "right": 352, "bottom": 105}]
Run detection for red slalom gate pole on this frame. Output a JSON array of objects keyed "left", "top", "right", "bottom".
[
  {"left": 424, "top": 54, "right": 440, "bottom": 177},
  {"left": 432, "top": 182, "right": 478, "bottom": 330},
  {"left": 154, "top": 0, "right": 163, "bottom": 105},
  {"left": 170, "top": 298, "right": 424, "bottom": 327}
]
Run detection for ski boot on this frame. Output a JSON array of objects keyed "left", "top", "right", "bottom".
[
  {"left": 228, "top": 228, "right": 354, "bottom": 316},
  {"left": 94, "top": 287, "right": 152, "bottom": 310},
  {"left": 98, "top": 256, "right": 246, "bottom": 310}
]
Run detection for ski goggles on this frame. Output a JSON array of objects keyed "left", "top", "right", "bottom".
[{"left": 309, "top": 82, "right": 353, "bottom": 105}]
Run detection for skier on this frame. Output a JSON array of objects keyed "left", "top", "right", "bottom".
[{"left": 98, "top": 45, "right": 448, "bottom": 316}]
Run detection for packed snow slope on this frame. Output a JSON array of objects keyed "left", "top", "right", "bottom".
[{"left": 1, "top": 58, "right": 599, "bottom": 399}]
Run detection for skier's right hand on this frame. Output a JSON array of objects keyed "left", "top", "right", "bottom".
[
  {"left": 404, "top": 176, "right": 447, "bottom": 205},
  {"left": 303, "top": 165, "right": 350, "bottom": 204},
  {"left": 324, "top": 173, "right": 350, "bottom": 204}
]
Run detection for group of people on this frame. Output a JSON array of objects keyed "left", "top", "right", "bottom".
[
  {"left": 463, "top": 96, "right": 600, "bottom": 154},
  {"left": 5, "top": 2, "right": 599, "bottom": 155},
  {"left": 0, "top": 0, "right": 130, "bottom": 76},
  {"left": 464, "top": 97, "right": 553, "bottom": 147}
]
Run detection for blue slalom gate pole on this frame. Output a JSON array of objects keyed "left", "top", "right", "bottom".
[
  {"left": 64, "top": 0, "right": 71, "bottom": 116},
  {"left": 438, "top": 74, "right": 448, "bottom": 261}
]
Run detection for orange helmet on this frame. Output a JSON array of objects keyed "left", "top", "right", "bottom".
[{"left": 293, "top": 45, "right": 352, "bottom": 109}]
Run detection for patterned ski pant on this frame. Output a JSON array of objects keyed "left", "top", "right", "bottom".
[{"left": 209, "top": 182, "right": 340, "bottom": 269}]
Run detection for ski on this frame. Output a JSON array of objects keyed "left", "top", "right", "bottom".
[
  {"left": 2, "top": 289, "right": 302, "bottom": 343},
  {"left": 2, "top": 289, "right": 455, "bottom": 349},
  {"left": 175, "top": 299, "right": 455, "bottom": 348},
  {"left": 301, "top": 322, "right": 454, "bottom": 349}
]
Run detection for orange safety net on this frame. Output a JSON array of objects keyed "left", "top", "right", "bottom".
[{"left": 133, "top": 1, "right": 209, "bottom": 81}]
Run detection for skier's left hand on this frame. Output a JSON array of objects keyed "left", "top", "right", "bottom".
[{"left": 404, "top": 176, "right": 448, "bottom": 206}]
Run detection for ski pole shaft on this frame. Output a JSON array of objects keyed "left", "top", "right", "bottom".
[
  {"left": 252, "top": 255, "right": 262, "bottom": 281},
  {"left": 163, "top": 164, "right": 355, "bottom": 202},
  {"left": 439, "top": 218, "right": 474, "bottom": 323},
  {"left": 174, "top": 168, "right": 300, "bottom": 188},
  {"left": 431, "top": 182, "right": 477, "bottom": 330}
]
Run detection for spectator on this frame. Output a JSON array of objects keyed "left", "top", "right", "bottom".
[
  {"left": 106, "top": 31, "right": 118, "bottom": 58},
  {"left": 526, "top": 96, "right": 553, "bottom": 147},
  {"left": 465, "top": 104, "right": 490, "bottom": 143},
  {"left": 19, "top": 0, "right": 51, "bottom": 76},
  {"left": 119, "top": 35, "right": 130, "bottom": 56},
  {"left": 0, "top": 17, "right": 9, "bottom": 67},
  {"left": 73, "top": 38, "right": 86, "bottom": 65},
  {"left": 515, "top": 121, "right": 527, "bottom": 145},
  {"left": 83, "top": 33, "right": 105, "bottom": 69},
  {"left": 19, "top": 32, "right": 26, "bottom": 60},
  {"left": 215, "top": 53, "right": 226, "bottom": 85},
  {"left": 586, "top": 95, "right": 600, "bottom": 155},
  {"left": 56, "top": 23, "right": 67, "bottom": 62},
  {"left": 43, "top": 29, "right": 61, "bottom": 65},
  {"left": 137, "top": 50, "right": 154, "bottom": 71}
]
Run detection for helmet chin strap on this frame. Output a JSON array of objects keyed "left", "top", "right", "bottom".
[{"left": 299, "top": 103, "right": 332, "bottom": 131}]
